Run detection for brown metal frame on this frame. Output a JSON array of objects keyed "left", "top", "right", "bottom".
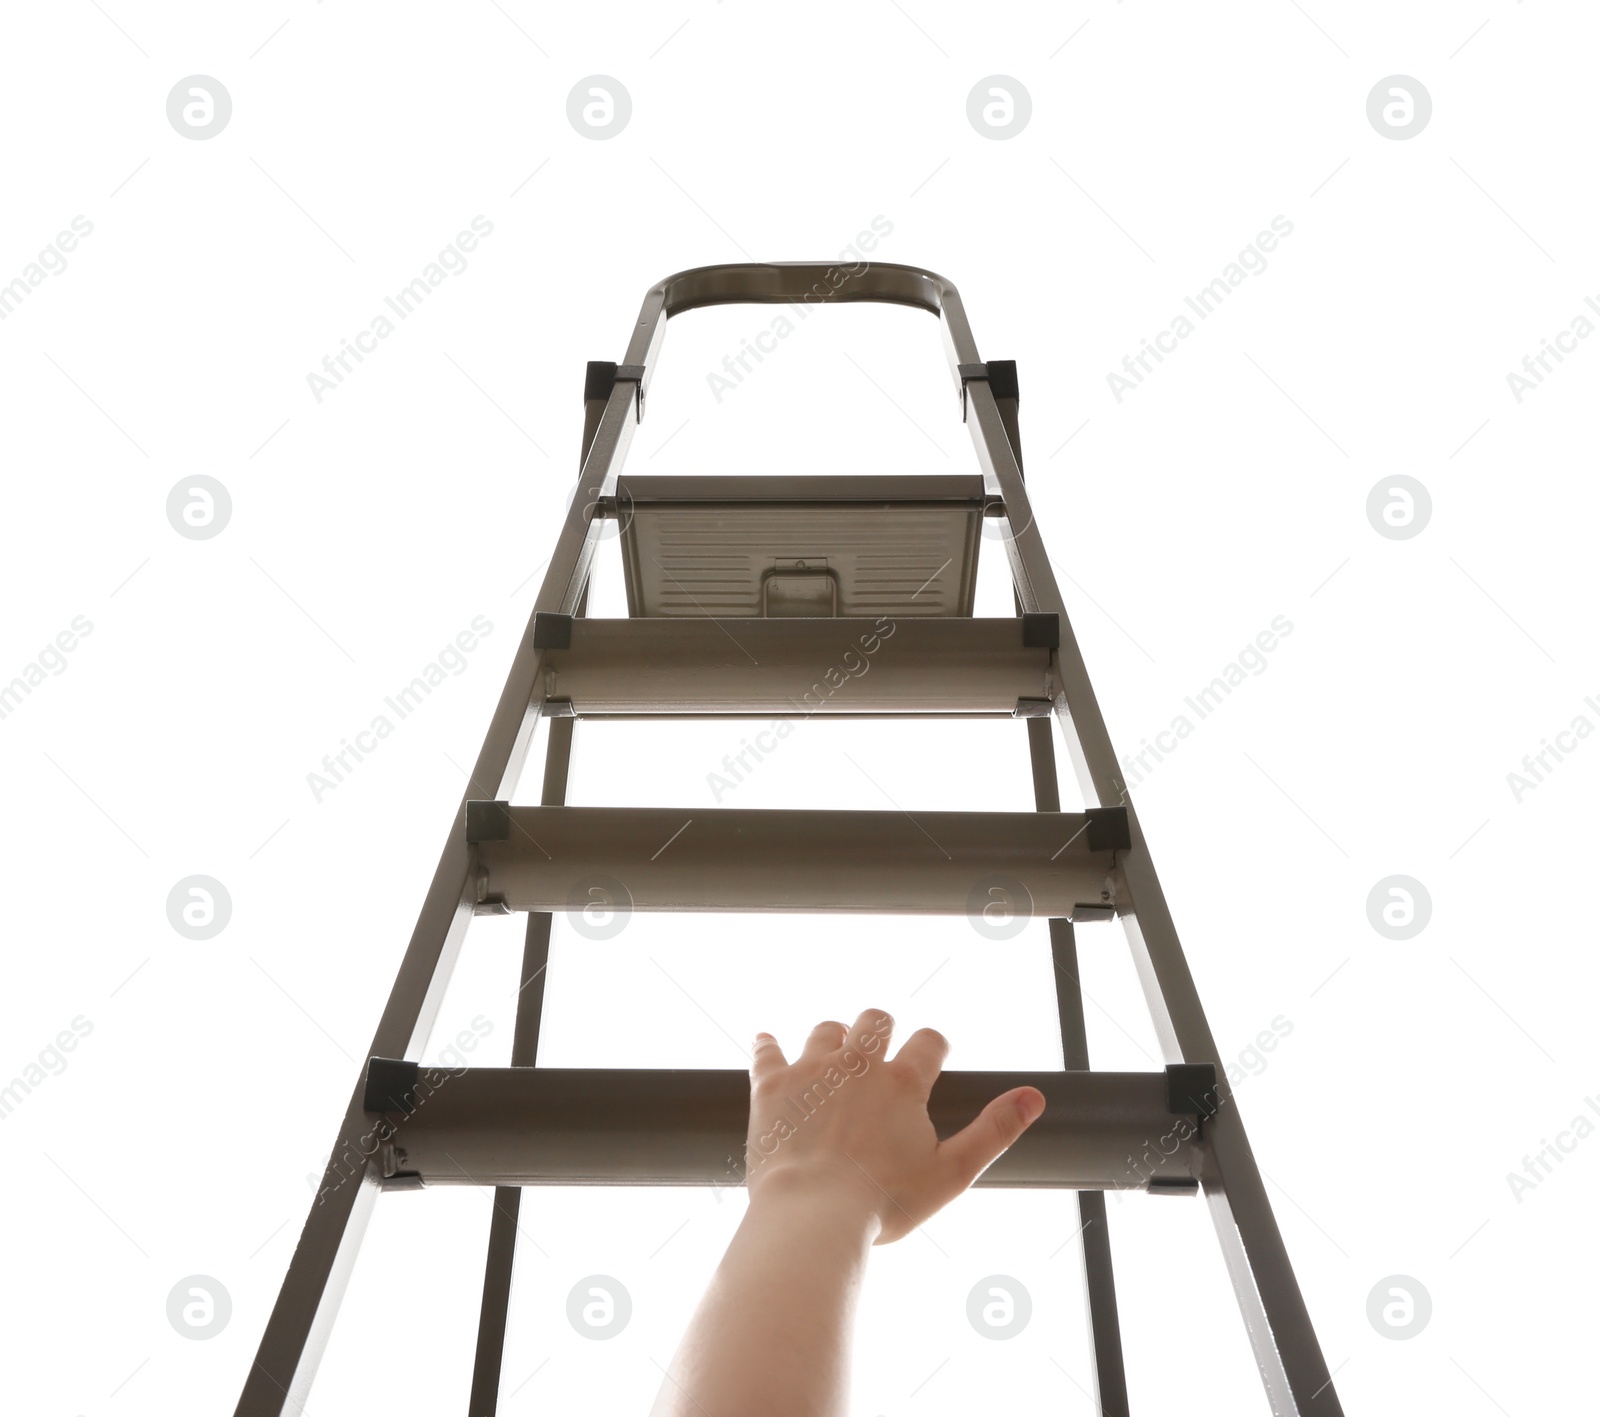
[{"left": 235, "top": 262, "right": 1342, "bottom": 1417}]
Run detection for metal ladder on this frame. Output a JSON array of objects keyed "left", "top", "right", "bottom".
[{"left": 236, "top": 262, "right": 1342, "bottom": 1416}]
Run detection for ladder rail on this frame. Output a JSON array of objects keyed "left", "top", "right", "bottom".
[
  {"left": 234, "top": 337, "right": 615, "bottom": 1417},
  {"left": 467, "top": 713, "right": 577, "bottom": 1415},
  {"left": 1028, "top": 719, "right": 1131, "bottom": 1417},
  {"left": 957, "top": 333, "right": 1341, "bottom": 1412},
  {"left": 1011, "top": 372, "right": 1131, "bottom": 1417}
]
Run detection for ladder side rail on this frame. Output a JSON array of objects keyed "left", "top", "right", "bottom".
[
  {"left": 236, "top": 385, "right": 636, "bottom": 1417},
  {"left": 468, "top": 390, "right": 610, "bottom": 1415},
  {"left": 960, "top": 374, "right": 1342, "bottom": 1415},
  {"left": 1014, "top": 398, "right": 1130, "bottom": 1417},
  {"left": 467, "top": 714, "right": 578, "bottom": 1416},
  {"left": 1028, "top": 719, "right": 1132, "bottom": 1417}
]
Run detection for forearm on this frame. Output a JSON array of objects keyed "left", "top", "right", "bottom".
[
  {"left": 649, "top": 1181, "right": 879, "bottom": 1417},
  {"left": 648, "top": 1011, "right": 1042, "bottom": 1415}
]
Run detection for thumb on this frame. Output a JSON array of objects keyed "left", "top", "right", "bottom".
[{"left": 939, "top": 1086, "right": 1046, "bottom": 1190}]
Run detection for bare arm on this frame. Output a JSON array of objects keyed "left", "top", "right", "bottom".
[{"left": 648, "top": 1008, "right": 1045, "bottom": 1417}]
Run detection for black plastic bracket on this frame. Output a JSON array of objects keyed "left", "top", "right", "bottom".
[
  {"left": 584, "top": 359, "right": 645, "bottom": 420},
  {"left": 1165, "top": 1062, "right": 1220, "bottom": 1120},
  {"left": 1085, "top": 806, "right": 1132, "bottom": 852},
  {"left": 364, "top": 1057, "right": 420, "bottom": 1114},
  {"left": 986, "top": 359, "right": 1020, "bottom": 403},
  {"left": 1012, "top": 697, "right": 1053, "bottom": 719},
  {"left": 1021, "top": 612, "right": 1059, "bottom": 649},
  {"left": 583, "top": 360, "right": 616, "bottom": 403},
  {"left": 532, "top": 612, "right": 572, "bottom": 650},
  {"left": 1147, "top": 1176, "right": 1201, "bottom": 1197},
  {"left": 957, "top": 359, "right": 1019, "bottom": 420},
  {"left": 464, "top": 799, "right": 512, "bottom": 843}
]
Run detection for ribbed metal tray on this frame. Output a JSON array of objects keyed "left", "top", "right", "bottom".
[{"left": 616, "top": 474, "right": 986, "bottom": 617}]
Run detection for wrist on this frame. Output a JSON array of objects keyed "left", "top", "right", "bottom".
[{"left": 745, "top": 1166, "right": 884, "bottom": 1248}]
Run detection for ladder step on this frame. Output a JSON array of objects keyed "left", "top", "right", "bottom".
[
  {"left": 616, "top": 474, "right": 988, "bottom": 618},
  {"left": 534, "top": 615, "right": 1054, "bottom": 716},
  {"left": 363, "top": 1061, "right": 1209, "bottom": 1192},
  {"left": 465, "top": 804, "right": 1128, "bottom": 917}
]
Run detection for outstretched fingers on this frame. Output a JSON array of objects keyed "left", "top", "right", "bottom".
[{"left": 753, "top": 1008, "right": 904, "bottom": 1084}]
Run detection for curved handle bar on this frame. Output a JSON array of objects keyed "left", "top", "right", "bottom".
[
  {"left": 621, "top": 261, "right": 983, "bottom": 372},
  {"left": 652, "top": 261, "right": 947, "bottom": 316}
]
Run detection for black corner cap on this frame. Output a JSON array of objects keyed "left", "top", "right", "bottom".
[
  {"left": 986, "top": 359, "right": 1019, "bottom": 404},
  {"left": 532, "top": 612, "right": 572, "bottom": 649},
  {"left": 465, "top": 799, "right": 512, "bottom": 843},
  {"left": 1165, "top": 1062, "right": 1220, "bottom": 1120},
  {"left": 1085, "top": 806, "right": 1131, "bottom": 852},
  {"left": 584, "top": 361, "right": 618, "bottom": 403},
  {"left": 364, "top": 1057, "right": 420, "bottom": 1114},
  {"left": 1021, "top": 612, "right": 1059, "bottom": 649}
]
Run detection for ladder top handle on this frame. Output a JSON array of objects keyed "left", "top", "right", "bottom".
[
  {"left": 626, "top": 262, "right": 984, "bottom": 387},
  {"left": 645, "top": 261, "right": 955, "bottom": 319}
]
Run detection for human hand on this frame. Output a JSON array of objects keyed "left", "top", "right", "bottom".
[{"left": 744, "top": 1007, "right": 1046, "bottom": 1245}]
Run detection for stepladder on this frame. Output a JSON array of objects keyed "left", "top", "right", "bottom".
[{"left": 236, "top": 261, "right": 1343, "bottom": 1416}]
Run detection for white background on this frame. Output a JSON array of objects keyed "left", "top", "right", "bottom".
[{"left": 1, "top": 2, "right": 1595, "bottom": 1414}]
